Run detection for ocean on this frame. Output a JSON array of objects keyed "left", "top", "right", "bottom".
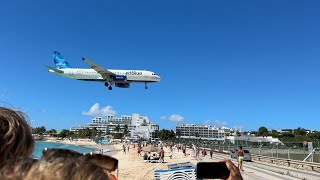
[{"left": 33, "top": 141, "right": 96, "bottom": 159}]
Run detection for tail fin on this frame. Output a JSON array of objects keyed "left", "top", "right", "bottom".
[{"left": 53, "top": 51, "right": 72, "bottom": 69}]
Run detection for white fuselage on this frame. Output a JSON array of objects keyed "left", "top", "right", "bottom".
[{"left": 49, "top": 68, "right": 161, "bottom": 83}]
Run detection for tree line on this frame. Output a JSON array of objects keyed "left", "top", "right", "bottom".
[
  {"left": 32, "top": 124, "right": 131, "bottom": 140},
  {"left": 249, "top": 126, "right": 320, "bottom": 142},
  {"left": 33, "top": 125, "right": 319, "bottom": 143}
]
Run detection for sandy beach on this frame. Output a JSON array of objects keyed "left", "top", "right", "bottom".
[
  {"left": 43, "top": 139, "right": 214, "bottom": 179},
  {"left": 105, "top": 144, "right": 214, "bottom": 180}
]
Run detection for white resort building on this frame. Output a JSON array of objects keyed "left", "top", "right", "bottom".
[
  {"left": 176, "top": 124, "right": 231, "bottom": 140},
  {"left": 70, "top": 113, "right": 159, "bottom": 140}
]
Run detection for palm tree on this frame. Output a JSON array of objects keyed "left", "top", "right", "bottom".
[
  {"left": 59, "top": 129, "right": 70, "bottom": 138},
  {"left": 92, "top": 127, "right": 97, "bottom": 139},
  {"left": 115, "top": 124, "right": 121, "bottom": 132},
  {"left": 176, "top": 129, "right": 181, "bottom": 140},
  {"left": 195, "top": 132, "right": 199, "bottom": 138},
  {"left": 85, "top": 128, "right": 91, "bottom": 138},
  {"left": 123, "top": 124, "right": 129, "bottom": 137},
  {"left": 78, "top": 129, "right": 85, "bottom": 138}
]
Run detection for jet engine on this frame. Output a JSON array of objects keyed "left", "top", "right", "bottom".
[{"left": 115, "top": 82, "right": 130, "bottom": 88}]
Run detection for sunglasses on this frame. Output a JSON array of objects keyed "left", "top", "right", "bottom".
[{"left": 42, "top": 148, "right": 118, "bottom": 173}]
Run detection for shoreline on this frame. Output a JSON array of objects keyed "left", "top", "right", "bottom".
[{"left": 40, "top": 138, "right": 116, "bottom": 154}]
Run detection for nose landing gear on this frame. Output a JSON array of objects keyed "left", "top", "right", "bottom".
[{"left": 145, "top": 82, "right": 148, "bottom": 89}]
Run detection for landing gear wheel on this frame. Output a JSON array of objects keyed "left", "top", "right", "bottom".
[
  {"left": 108, "top": 86, "right": 112, "bottom": 90},
  {"left": 104, "top": 82, "right": 109, "bottom": 87},
  {"left": 145, "top": 82, "right": 148, "bottom": 89}
]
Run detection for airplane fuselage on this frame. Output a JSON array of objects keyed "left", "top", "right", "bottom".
[{"left": 49, "top": 68, "right": 160, "bottom": 83}]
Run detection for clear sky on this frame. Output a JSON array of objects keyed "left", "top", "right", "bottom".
[{"left": 1, "top": 0, "right": 320, "bottom": 131}]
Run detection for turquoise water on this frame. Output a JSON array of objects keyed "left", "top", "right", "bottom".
[{"left": 33, "top": 141, "right": 96, "bottom": 159}]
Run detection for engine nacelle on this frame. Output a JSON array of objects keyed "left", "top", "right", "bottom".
[
  {"left": 115, "top": 82, "right": 130, "bottom": 88},
  {"left": 112, "top": 75, "right": 127, "bottom": 82}
]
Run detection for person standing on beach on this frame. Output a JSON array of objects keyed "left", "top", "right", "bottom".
[
  {"left": 137, "top": 146, "right": 141, "bottom": 157},
  {"left": 182, "top": 144, "right": 186, "bottom": 157},
  {"left": 123, "top": 144, "right": 126, "bottom": 154},
  {"left": 159, "top": 147, "right": 165, "bottom": 163},
  {"left": 237, "top": 146, "right": 244, "bottom": 171},
  {"left": 202, "top": 148, "right": 206, "bottom": 157},
  {"left": 196, "top": 147, "right": 200, "bottom": 160},
  {"left": 210, "top": 148, "right": 213, "bottom": 159},
  {"left": 169, "top": 146, "right": 173, "bottom": 159}
]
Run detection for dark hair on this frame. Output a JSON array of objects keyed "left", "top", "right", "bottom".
[{"left": 239, "top": 146, "right": 243, "bottom": 149}]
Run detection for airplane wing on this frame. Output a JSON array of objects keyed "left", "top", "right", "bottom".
[
  {"left": 45, "top": 65, "right": 64, "bottom": 74},
  {"left": 82, "top": 58, "right": 115, "bottom": 80}
]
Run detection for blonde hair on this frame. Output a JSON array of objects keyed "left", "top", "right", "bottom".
[
  {"left": 0, "top": 107, "right": 34, "bottom": 167},
  {"left": 0, "top": 157, "right": 40, "bottom": 180},
  {"left": 39, "top": 157, "right": 109, "bottom": 180}
]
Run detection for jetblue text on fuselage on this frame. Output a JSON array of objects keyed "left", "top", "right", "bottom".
[{"left": 125, "top": 71, "right": 142, "bottom": 76}]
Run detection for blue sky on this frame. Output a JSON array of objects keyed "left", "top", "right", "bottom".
[{"left": 1, "top": 0, "right": 320, "bottom": 131}]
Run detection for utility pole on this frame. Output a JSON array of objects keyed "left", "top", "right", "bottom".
[
  {"left": 276, "top": 143, "right": 279, "bottom": 158},
  {"left": 288, "top": 147, "right": 292, "bottom": 159},
  {"left": 315, "top": 139, "right": 319, "bottom": 149}
]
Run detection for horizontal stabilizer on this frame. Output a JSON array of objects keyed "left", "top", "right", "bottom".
[{"left": 45, "top": 65, "right": 64, "bottom": 74}]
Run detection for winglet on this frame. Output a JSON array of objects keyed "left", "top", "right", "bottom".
[{"left": 82, "top": 57, "right": 86, "bottom": 61}]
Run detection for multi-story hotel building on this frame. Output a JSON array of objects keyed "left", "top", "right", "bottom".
[
  {"left": 176, "top": 124, "right": 231, "bottom": 140},
  {"left": 70, "top": 113, "right": 159, "bottom": 140}
]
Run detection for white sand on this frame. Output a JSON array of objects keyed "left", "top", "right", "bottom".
[
  {"left": 44, "top": 139, "right": 219, "bottom": 179},
  {"left": 107, "top": 144, "right": 213, "bottom": 180}
]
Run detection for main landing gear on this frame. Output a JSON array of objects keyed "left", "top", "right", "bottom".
[
  {"left": 105, "top": 82, "right": 112, "bottom": 90},
  {"left": 145, "top": 82, "right": 148, "bottom": 89}
]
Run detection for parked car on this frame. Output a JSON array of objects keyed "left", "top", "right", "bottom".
[{"left": 230, "top": 149, "right": 252, "bottom": 161}]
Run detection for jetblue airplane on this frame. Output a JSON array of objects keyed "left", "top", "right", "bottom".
[{"left": 46, "top": 51, "right": 160, "bottom": 90}]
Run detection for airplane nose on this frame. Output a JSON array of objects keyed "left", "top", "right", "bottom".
[{"left": 157, "top": 75, "right": 161, "bottom": 81}]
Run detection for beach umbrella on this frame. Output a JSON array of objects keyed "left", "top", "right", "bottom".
[{"left": 141, "top": 146, "right": 159, "bottom": 152}]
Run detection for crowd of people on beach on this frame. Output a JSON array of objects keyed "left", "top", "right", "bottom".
[
  {"left": 0, "top": 107, "right": 118, "bottom": 180},
  {"left": 135, "top": 141, "right": 243, "bottom": 179}
]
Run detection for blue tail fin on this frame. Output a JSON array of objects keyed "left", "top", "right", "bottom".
[{"left": 53, "top": 51, "right": 72, "bottom": 69}]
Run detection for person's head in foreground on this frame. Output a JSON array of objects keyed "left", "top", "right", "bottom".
[
  {"left": 0, "top": 157, "right": 40, "bottom": 180},
  {"left": 40, "top": 158, "right": 109, "bottom": 180},
  {"left": 42, "top": 148, "right": 119, "bottom": 180},
  {"left": 0, "top": 107, "right": 34, "bottom": 167}
]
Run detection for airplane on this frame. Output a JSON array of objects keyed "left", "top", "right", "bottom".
[{"left": 46, "top": 51, "right": 160, "bottom": 90}]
